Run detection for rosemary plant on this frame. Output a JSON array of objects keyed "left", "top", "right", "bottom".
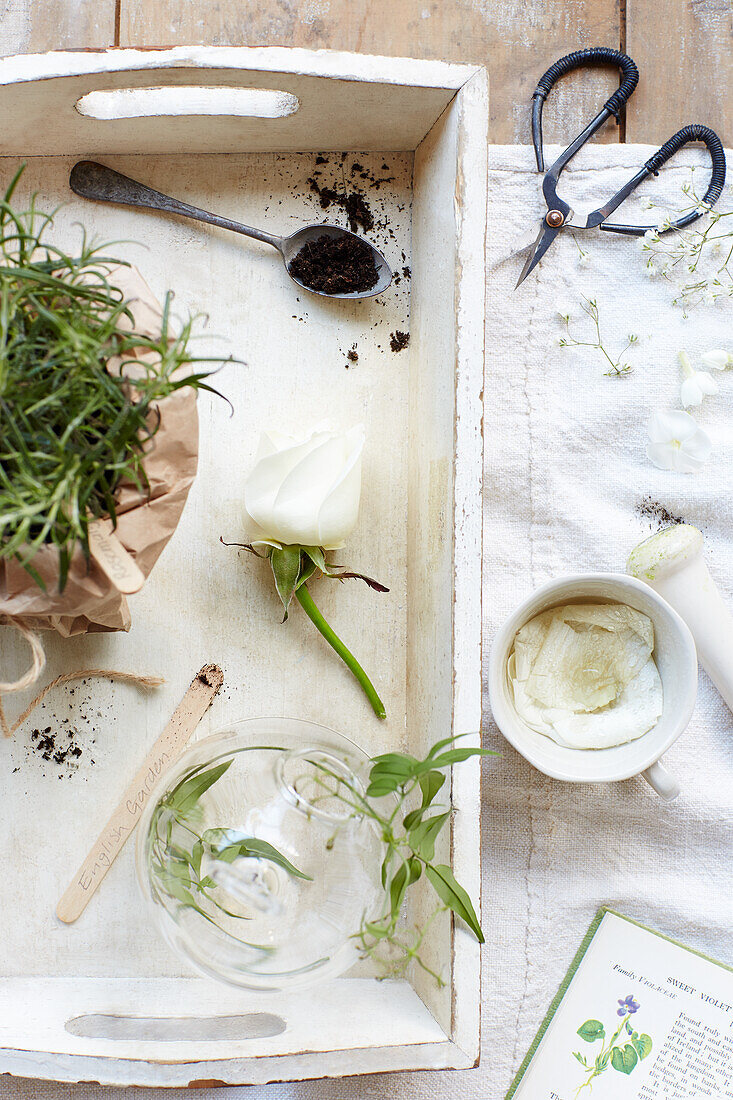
[{"left": 0, "top": 166, "right": 225, "bottom": 589}]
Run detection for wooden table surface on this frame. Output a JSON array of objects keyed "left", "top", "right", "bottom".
[{"left": 2, "top": 0, "right": 730, "bottom": 147}]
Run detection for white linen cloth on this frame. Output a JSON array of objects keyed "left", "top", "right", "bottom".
[{"left": 2, "top": 144, "right": 732, "bottom": 1100}]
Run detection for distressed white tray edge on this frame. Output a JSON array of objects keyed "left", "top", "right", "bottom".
[
  {"left": 0, "top": 44, "right": 488, "bottom": 1088},
  {"left": 448, "top": 65, "right": 489, "bottom": 1066},
  {"left": 0, "top": 45, "right": 482, "bottom": 90}
]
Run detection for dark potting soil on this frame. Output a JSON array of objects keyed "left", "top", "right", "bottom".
[
  {"left": 306, "top": 176, "right": 375, "bottom": 233},
  {"left": 390, "top": 330, "right": 410, "bottom": 353},
  {"left": 289, "top": 233, "right": 379, "bottom": 294}
]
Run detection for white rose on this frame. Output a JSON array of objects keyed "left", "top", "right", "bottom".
[{"left": 244, "top": 426, "right": 365, "bottom": 549}]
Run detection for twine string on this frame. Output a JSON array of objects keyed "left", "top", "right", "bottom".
[{"left": 0, "top": 618, "right": 162, "bottom": 738}]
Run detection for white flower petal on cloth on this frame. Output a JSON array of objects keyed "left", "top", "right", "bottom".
[
  {"left": 701, "top": 349, "right": 731, "bottom": 370},
  {"left": 680, "top": 371, "right": 719, "bottom": 408},
  {"left": 646, "top": 410, "right": 711, "bottom": 473}
]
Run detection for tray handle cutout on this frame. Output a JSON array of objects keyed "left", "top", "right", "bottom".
[
  {"left": 75, "top": 86, "right": 300, "bottom": 121},
  {"left": 65, "top": 1012, "right": 286, "bottom": 1042}
]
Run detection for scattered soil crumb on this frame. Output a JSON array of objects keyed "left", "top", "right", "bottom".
[
  {"left": 390, "top": 330, "right": 410, "bottom": 353},
  {"left": 30, "top": 724, "right": 85, "bottom": 772},
  {"left": 306, "top": 177, "right": 374, "bottom": 233},
  {"left": 637, "top": 497, "right": 686, "bottom": 530}
]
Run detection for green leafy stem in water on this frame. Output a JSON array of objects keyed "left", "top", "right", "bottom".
[
  {"left": 149, "top": 734, "right": 495, "bottom": 984},
  {"left": 572, "top": 996, "right": 652, "bottom": 1097},
  {"left": 148, "top": 758, "right": 312, "bottom": 954},
  {"left": 348, "top": 734, "right": 494, "bottom": 983},
  {"left": 221, "top": 539, "right": 389, "bottom": 720}
]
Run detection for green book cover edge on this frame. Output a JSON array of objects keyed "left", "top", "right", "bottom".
[{"left": 504, "top": 907, "right": 733, "bottom": 1100}]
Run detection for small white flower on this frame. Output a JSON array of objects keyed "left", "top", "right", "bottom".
[
  {"left": 555, "top": 301, "right": 574, "bottom": 321},
  {"left": 702, "top": 349, "right": 732, "bottom": 370},
  {"left": 679, "top": 349, "right": 718, "bottom": 407},
  {"left": 647, "top": 410, "right": 711, "bottom": 473},
  {"left": 643, "top": 229, "right": 658, "bottom": 243},
  {"left": 636, "top": 237, "right": 649, "bottom": 252},
  {"left": 680, "top": 371, "right": 718, "bottom": 407},
  {"left": 702, "top": 288, "right": 717, "bottom": 305},
  {"left": 645, "top": 263, "right": 658, "bottom": 277},
  {"left": 641, "top": 197, "right": 655, "bottom": 211},
  {"left": 577, "top": 251, "right": 590, "bottom": 266}
]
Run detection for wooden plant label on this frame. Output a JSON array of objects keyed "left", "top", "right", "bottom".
[
  {"left": 87, "top": 520, "right": 145, "bottom": 594},
  {"left": 56, "top": 663, "right": 224, "bottom": 924}
]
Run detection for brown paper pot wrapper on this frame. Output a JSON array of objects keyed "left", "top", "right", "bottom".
[{"left": 0, "top": 265, "right": 199, "bottom": 636}]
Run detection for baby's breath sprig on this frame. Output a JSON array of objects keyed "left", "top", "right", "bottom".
[
  {"left": 636, "top": 172, "right": 733, "bottom": 312},
  {"left": 557, "top": 296, "right": 638, "bottom": 377}
]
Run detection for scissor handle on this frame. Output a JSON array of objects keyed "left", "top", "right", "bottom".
[
  {"left": 597, "top": 124, "right": 727, "bottom": 235},
  {"left": 532, "top": 47, "right": 639, "bottom": 171}
]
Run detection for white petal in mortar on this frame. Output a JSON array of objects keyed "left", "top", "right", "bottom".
[
  {"left": 543, "top": 658, "right": 663, "bottom": 749},
  {"left": 521, "top": 604, "right": 655, "bottom": 712},
  {"left": 509, "top": 603, "right": 663, "bottom": 750}
]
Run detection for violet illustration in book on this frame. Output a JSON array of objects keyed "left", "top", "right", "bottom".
[{"left": 572, "top": 994, "right": 653, "bottom": 1096}]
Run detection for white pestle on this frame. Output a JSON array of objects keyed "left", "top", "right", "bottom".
[{"left": 627, "top": 524, "right": 733, "bottom": 715}]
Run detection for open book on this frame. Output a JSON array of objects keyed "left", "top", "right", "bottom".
[{"left": 507, "top": 909, "right": 733, "bottom": 1099}]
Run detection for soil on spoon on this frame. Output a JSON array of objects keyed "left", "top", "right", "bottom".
[{"left": 289, "top": 233, "right": 380, "bottom": 294}]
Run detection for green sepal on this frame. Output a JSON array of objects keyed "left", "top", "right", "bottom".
[{"left": 269, "top": 545, "right": 304, "bottom": 620}]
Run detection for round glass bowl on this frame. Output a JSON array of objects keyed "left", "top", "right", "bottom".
[{"left": 137, "top": 717, "right": 384, "bottom": 990}]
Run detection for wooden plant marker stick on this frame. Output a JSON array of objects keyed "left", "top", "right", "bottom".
[
  {"left": 87, "top": 519, "right": 145, "bottom": 595},
  {"left": 56, "top": 663, "right": 224, "bottom": 924}
]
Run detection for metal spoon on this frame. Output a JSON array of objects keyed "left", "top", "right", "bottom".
[{"left": 69, "top": 161, "right": 392, "bottom": 300}]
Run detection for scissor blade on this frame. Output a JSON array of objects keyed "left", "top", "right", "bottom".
[{"left": 514, "top": 222, "right": 561, "bottom": 288}]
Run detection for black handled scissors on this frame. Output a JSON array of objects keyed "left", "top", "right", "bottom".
[{"left": 516, "top": 46, "right": 727, "bottom": 288}]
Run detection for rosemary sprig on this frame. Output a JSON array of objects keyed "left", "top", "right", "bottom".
[{"left": 0, "top": 166, "right": 228, "bottom": 588}]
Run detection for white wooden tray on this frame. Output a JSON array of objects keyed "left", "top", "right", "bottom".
[{"left": 0, "top": 46, "right": 487, "bottom": 1087}]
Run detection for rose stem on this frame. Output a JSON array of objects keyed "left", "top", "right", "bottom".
[{"left": 295, "top": 585, "right": 386, "bottom": 720}]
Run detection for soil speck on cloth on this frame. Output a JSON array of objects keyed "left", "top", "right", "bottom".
[{"left": 636, "top": 497, "right": 686, "bottom": 531}]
